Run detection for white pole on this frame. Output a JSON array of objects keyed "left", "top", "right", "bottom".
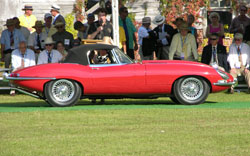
[{"left": 112, "top": 0, "right": 119, "bottom": 47}]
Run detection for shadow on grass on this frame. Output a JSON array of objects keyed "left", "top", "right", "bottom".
[{"left": 0, "top": 98, "right": 219, "bottom": 108}]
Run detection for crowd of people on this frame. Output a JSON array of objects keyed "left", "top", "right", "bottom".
[{"left": 1, "top": 4, "right": 250, "bottom": 95}]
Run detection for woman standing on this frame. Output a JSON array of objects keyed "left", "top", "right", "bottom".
[{"left": 206, "top": 12, "right": 224, "bottom": 45}]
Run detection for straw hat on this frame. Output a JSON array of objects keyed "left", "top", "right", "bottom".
[
  {"left": 44, "top": 37, "right": 55, "bottom": 44},
  {"left": 234, "top": 33, "right": 243, "bottom": 39},
  {"left": 22, "top": 5, "right": 33, "bottom": 11},
  {"left": 97, "top": 36, "right": 112, "bottom": 45},
  {"left": 32, "top": 21, "right": 45, "bottom": 28},
  {"left": 153, "top": 15, "right": 165, "bottom": 25},
  {"left": 4, "top": 19, "right": 15, "bottom": 26}
]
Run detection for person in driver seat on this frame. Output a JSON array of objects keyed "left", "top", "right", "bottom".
[{"left": 96, "top": 49, "right": 111, "bottom": 64}]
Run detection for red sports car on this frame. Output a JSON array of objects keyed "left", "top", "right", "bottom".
[{"left": 4, "top": 44, "right": 235, "bottom": 107}]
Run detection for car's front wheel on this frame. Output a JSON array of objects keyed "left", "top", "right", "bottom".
[
  {"left": 45, "top": 79, "right": 82, "bottom": 107},
  {"left": 173, "top": 77, "right": 210, "bottom": 105}
]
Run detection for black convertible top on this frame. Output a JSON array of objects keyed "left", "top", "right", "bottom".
[{"left": 63, "top": 44, "right": 117, "bottom": 65}]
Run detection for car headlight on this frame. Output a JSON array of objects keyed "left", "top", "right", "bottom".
[{"left": 216, "top": 69, "right": 229, "bottom": 80}]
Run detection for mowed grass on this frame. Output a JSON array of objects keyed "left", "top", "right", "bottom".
[{"left": 0, "top": 92, "right": 250, "bottom": 156}]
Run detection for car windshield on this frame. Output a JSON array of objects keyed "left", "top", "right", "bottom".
[{"left": 113, "top": 48, "right": 134, "bottom": 64}]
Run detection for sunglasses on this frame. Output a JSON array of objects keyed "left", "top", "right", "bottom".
[
  {"left": 210, "top": 38, "right": 217, "bottom": 40},
  {"left": 235, "top": 39, "right": 242, "bottom": 41},
  {"left": 45, "top": 44, "right": 53, "bottom": 46},
  {"left": 123, "top": 10, "right": 128, "bottom": 13}
]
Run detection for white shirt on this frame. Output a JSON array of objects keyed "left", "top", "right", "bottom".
[
  {"left": 11, "top": 48, "right": 36, "bottom": 70},
  {"left": 227, "top": 42, "right": 250, "bottom": 69},
  {"left": 210, "top": 45, "right": 218, "bottom": 65},
  {"left": 138, "top": 26, "right": 150, "bottom": 45},
  {"left": 37, "top": 49, "right": 63, "bottom": 65},
  {"left": 158, "top": 24, "right": 169, "bottom": 45},
  {"left": 28, "top": 31, "right": 47, "bottom": 49}
]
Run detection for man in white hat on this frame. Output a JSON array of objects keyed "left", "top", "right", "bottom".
[
  {"left": 153, "top": 14, "right": 176, "bottom": 60},
  {"left": 28, "top": 21, "right": 47, "bottom": 60},
  {"left": 50, "top": 4, "right": 65, "bottom": 25},
  {"left": 227, "top": 33, "right": 250, "bottom": 93},
  {"left": 169, "top": 22, "right": 198, "bottom": 61},
  {"left": 37, "top": 37, "right": 62, "bottom": 64},
  {"left": 138, "top": 17, "right": 156, "bottom": 60},
  {"left": 19, "top": 4, "right": 37, "bottom": 33},
  {"left": 1, "top": 19, "right": 26, "bottom": 68}
]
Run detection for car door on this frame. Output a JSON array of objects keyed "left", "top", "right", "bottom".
[
  {"left": 88, "top": 48, "right": 146, "bottom": 94},
  {"left": 90, "top": 63, "right": 138, "bottom": 94}
]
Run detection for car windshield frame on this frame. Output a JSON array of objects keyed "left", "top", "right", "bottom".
[{"left": 111, "top": 47, "right": 134, "bottom": 64}]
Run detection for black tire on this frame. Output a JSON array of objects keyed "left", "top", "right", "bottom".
[
  {"left": 170, "top": 96, "right": 180, "bottom": 104},
  {"left": 44, "top": 79, "right": 82, "bottom": 107},
  {"left": 173, "top": 77, "right": 210, "bottom": 105}
]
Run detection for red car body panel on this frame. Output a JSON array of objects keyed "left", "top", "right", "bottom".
[{"left": 11, "top": 60, "right": 234, "bottom": 96}]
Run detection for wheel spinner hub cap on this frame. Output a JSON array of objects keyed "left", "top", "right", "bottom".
[
  {"left": 181, "top": 78, "right": 203, "bottom": 101},
  {"left": 51, "top": 80, "right": 75, "bottom": 102}
]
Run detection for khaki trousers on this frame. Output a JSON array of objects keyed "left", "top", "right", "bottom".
[{"left": 230, "top": 68, "right": 250, "bottom": 88}]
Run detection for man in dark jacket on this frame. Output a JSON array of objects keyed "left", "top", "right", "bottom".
[
  {"left": 153, "top": 15, "right": 177, "bottom": 60},
  {"left": 201, "top": 33, "right": 229, "bottom": 72},
  {"left": 50, "top": 4, "right": 65, "bottom": 25}
]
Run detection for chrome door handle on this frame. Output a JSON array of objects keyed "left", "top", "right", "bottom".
[{"left": 92, "top": 68, "right": 99, "bottom": 70}]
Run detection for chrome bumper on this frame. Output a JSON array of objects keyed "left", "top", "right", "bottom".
[
  {"left": 213, "top": 79, "right": 237, "bottom": 86},
  {"left": 3, "top": 73, "right": 56, "bottom": 81}
]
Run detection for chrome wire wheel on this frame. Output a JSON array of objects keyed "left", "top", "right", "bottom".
[
  {"left": 180, "top": 77, "right": 203, "bottom": 101},
  {"left": 51, "top": 79, "right": 75, "bottom": 102}
]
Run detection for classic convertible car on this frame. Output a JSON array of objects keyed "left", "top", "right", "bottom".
[{"left": 4, "top": 44, "right": 235, "bottom": 107}]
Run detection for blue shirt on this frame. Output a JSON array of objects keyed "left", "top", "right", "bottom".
[{"left": 1, "top": 29, "right": 26, "bottom": 50}]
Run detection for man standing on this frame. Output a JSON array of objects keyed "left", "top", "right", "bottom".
[
  {"left": 153, "top": 14, "right": 175, "bottom": 60},
  {"left": 201, "top": 33, "right": 229, "bottom": 72},
  {"left": 138, "top": 17, "right": 156, "bottom": 60},
  {"left": 169, "top": 22, "right": 198, "bottom": 61},
  {"left": 119, "top": 7, "right": 138, "bottom": 59},
  {"left": 228, "top": 33, "right": 250, "bottom": 93},
  {"left": 50, "top": 4, "right": 65, "bottom": 25},
  {"left": 83, "top": 13, "right": 95, "bottom": 39},
  {"left": 1, "top": 19, "right": 25, "bottom": 68},
  {"left": 19, "top": 5, "right": 37, "bottom": 33},
  {"left": 43, "top": 13, "right": 53, "bottom": 37},
  {"left": 52, "top": 21, "right": 74, "bottom": 50},
  {"left": 87, "top": 8, "right": 113, "bottom": 40},
  {"left": 229, "top": 5, "right": 250, "bottom": 34},
  {"left": 28, "top": 21, "right": 47, "bottom": 58},
  {"left": 37, "top": 37, "right": 62, "bottom": 64}
]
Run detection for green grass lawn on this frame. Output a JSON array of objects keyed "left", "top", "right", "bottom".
[{"left": 0, "top": 92, "right": 250, "bottom": 156}]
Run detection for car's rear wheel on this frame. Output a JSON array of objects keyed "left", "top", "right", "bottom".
[
  {"left": 45, "top": 79, "right": 81, "bottom": 107},
  {"left": 173, "top": 77, "right": 210, "bottom": 105}
]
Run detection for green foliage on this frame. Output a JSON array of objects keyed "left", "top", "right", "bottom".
[{"left": 65, "top": 13, "right": 78, "bottom": 39}]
